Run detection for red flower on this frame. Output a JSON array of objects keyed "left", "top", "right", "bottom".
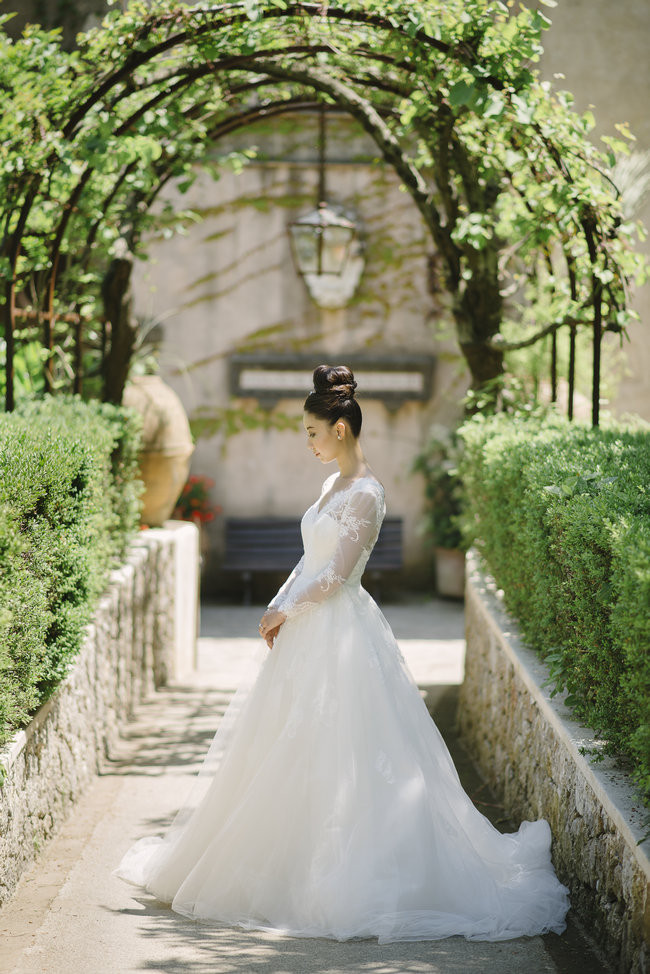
[{"left": 173, "top": 474, "right": 220, "bottom": 524}]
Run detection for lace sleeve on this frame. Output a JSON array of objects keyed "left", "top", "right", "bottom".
[
  {"left": 267, "top": 475, "right": 336, "bottom": 611},
  {"left": 274, "top": 484, "right": 383, "bottom": 621},
  {"left": 267, "top": 555, "right": 305, "bottom": 611}
]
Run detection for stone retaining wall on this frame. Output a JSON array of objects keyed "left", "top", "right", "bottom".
[
  {"left": 0, "top": 521, "right": 199, "bottom": 906},
  {"left": 459, "top": 552, "right": 649, "bottom": 974}
]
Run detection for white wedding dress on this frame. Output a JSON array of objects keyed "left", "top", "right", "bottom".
[{"left": 116, "top": 473, "right": 569, "bottom": 942}]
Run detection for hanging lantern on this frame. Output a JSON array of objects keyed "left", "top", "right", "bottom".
[
  {"left": 288, "top": 108, "right": 364, "bottom": 308},
  {"left": 289, "top": 201, "right": 357, "bottom": 277}
]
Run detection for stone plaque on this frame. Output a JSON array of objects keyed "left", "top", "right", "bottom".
[{"left": 229, "top": 354, "right": 434, "bottom": 409}]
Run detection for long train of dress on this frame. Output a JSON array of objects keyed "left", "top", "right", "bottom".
[{"left": 116, "top": 474, "right": 569, "bottom": 943}]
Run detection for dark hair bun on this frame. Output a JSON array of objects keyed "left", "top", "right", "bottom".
[
  {"left": 305, "top": 363, "right": 363, "bottom": 437},
  {"left": 312, "top": 364, "right": 357, "bottom": 399}
]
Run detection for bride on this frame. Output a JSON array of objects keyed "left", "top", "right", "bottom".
[{"left": 116, "top": 364, "right": 570, "bottom": 943}]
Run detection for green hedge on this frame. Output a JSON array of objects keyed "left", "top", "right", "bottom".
[
  {"left": 0, "top": 397, "right": 141, "bottom": 747},
  {"left": 459, "top": 412, "right": 650, "bottom": 805}
]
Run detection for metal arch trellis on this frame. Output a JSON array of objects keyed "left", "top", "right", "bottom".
[
  {"left": 2, "top": 17, "right": 429, "bottom": 408},
  {"left": 1, "top": 0, "right": 637, "bottom": 423}
]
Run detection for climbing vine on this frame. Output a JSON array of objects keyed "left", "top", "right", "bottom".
[{"left": 0, "top": 0, "right": 646, "bottom": 422}]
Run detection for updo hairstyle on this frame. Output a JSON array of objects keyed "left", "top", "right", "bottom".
[{"left": 304, "top": 364, "right": 362, "bottom": 438}]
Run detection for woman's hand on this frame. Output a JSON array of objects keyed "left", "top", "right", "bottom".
[
  {"left": 259, "top": 609, "right": 286, "bottom": 649},
  {"left": 263, "top": 625, "right": 281, "bottom": 649}
]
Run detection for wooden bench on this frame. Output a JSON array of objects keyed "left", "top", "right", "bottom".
[{"left": 223, "top": 516, "right": 403, "bottom": 605}]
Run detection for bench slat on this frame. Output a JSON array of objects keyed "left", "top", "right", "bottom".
[{"left": 223, "top": 516, "right": 402, "bottom": 602}]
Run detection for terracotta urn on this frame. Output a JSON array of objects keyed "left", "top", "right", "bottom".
[{"left": 123, "top": 375, "right": 194, "bottom": 527}]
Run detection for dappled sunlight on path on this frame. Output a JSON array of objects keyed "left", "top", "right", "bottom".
[{"left": 0, "top": 601, "right": 608, "bottom": 974}]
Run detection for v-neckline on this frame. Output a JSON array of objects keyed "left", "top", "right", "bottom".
[
  {"left": 316, "top": 475, "right": 346, "bottom": 515},
  {"left": 316, "top": 473, "right": 372, "bottom": 515}
]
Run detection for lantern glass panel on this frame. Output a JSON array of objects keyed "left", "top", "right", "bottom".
[
  {"left": 321, "top": 225, "right": 354, "bottom": 274},
  {"left": 290, "top": 224, "right": 321, "bottom": 274}
]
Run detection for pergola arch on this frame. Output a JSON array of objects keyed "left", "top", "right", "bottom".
[{"left": 2, "top": 0, "right": 640, "bottom": 421}]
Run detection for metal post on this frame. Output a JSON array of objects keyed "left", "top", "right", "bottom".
[
  {"left": 550, "top": 331, "right": 557, "bottom": 403},
  {"left": 592, "top": 289, "right": 602, "bottom": 427},
  {"left": 568, "top": 325, "right": 576, "bottom": 421},
  {"left": 73, "top": 314, "right": 83, "bottom": 395},
  {"left": 566, "top": 253, "right": 577, "bottom": 422},
  {"left": 44, "top": 255, "right": 60, "bottom": 395},
  {"left": 4, "top": 284, "right": 15, "bottom": 412}
]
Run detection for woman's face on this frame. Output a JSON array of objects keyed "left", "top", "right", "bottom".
[{"left": 303, "top": 412, "right": 341, "bottom": 464}]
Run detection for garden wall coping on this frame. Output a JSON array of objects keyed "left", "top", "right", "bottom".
[
  {"left": 459, "top": 550, "right": 649, "bottom": 974},
  {"left": 0, "top": 522, "right": 199, "bottom": 907}
]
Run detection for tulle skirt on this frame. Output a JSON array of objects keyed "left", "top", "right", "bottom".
[{"left": 115, "top": 586, "right": 569, "bottom": 942}]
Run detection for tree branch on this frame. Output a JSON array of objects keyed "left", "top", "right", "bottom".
[
  {"left": 488, "top": 317, "right": 582, "bottom": 352},
  {"left": 248, "top": 58, "right": 462, "bottom": 279}
]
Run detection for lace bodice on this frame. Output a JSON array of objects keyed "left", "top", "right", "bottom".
[{"left": 269, "top": 473, "right": 386, "bottom": 620}]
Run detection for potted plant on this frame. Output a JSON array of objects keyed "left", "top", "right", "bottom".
[{"left": 412, "top": 425, "right": 466, "bottom": 598}]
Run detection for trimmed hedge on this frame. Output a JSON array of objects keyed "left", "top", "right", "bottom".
[
  {"left": 0, "top": 397, "right": 141, "bottom": 747},
  {"left": 459, "top": 412, "right": 650, "bottom": 805}
]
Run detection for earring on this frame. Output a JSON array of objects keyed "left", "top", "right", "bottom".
[{"left": 337, "top": 432, "right": 342, "bottom": 440}]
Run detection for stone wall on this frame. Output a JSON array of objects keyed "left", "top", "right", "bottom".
[
  {"left": 459, "top": 553, "right": 649, "bottom": 974},
  {"left": 133, "top": 112, "right": 468, "bottom": 593},
  {"left": 0, "top": 521, "right": 199, "bottom": 907}
]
